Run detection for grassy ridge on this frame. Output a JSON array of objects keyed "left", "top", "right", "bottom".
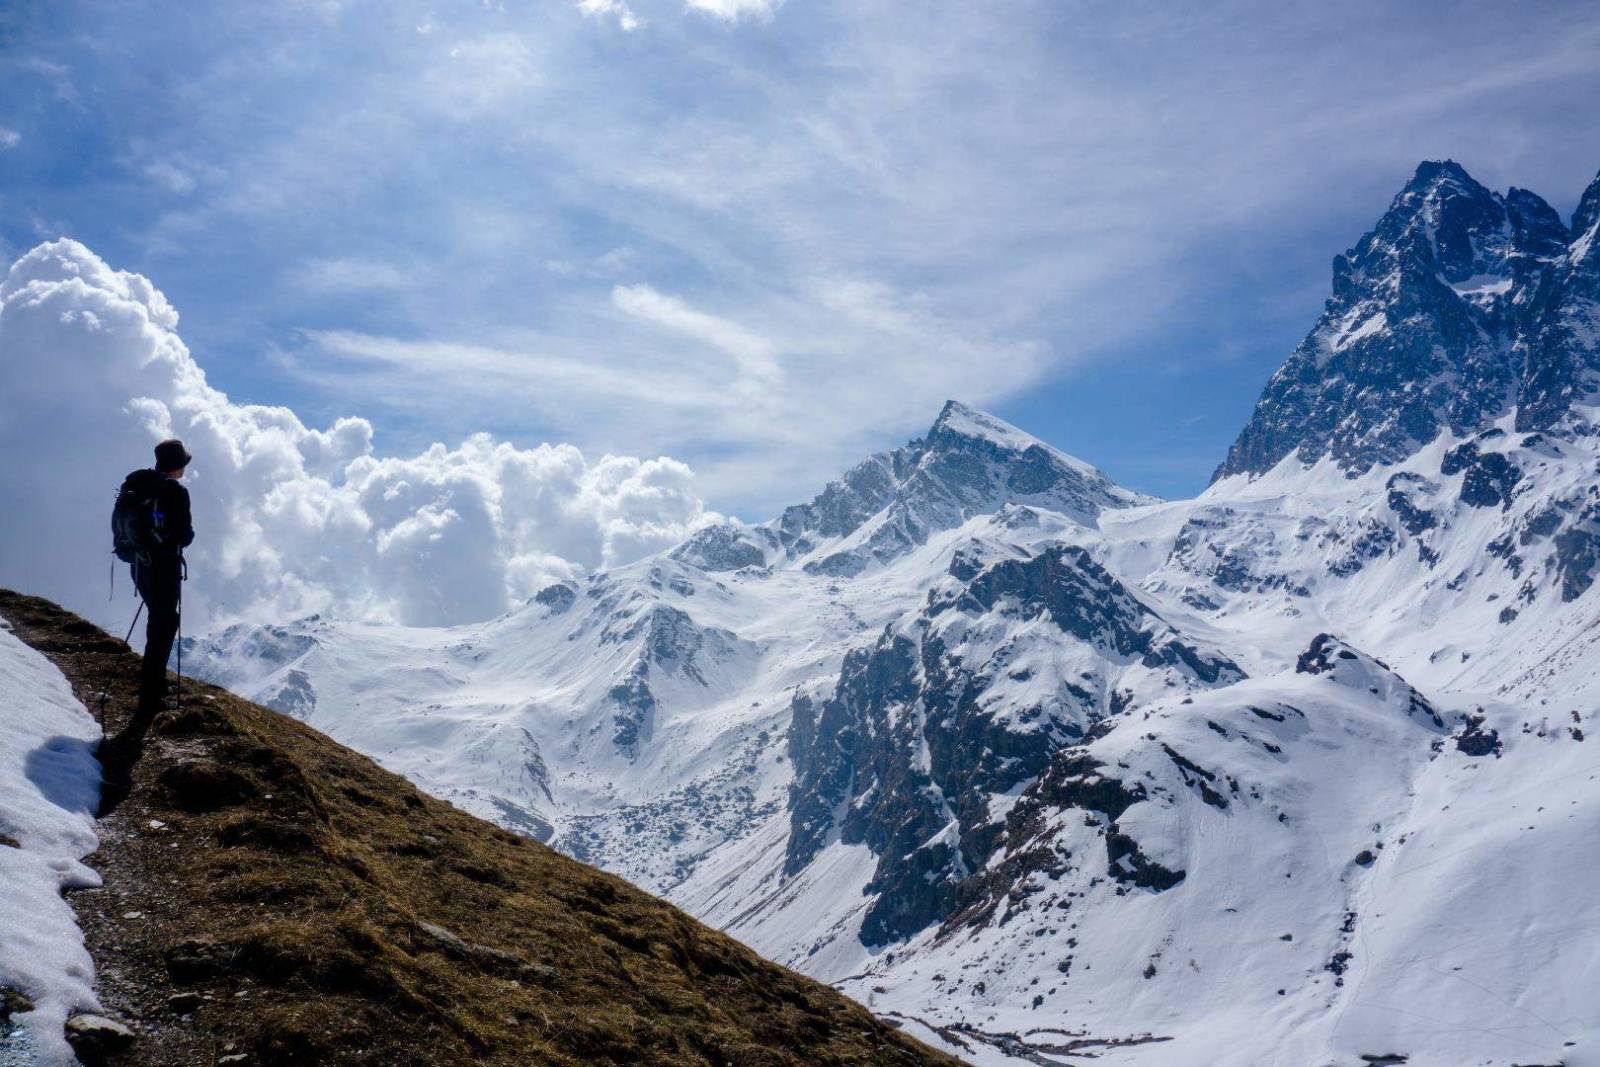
[{"left": 0, "top": 590, "right": 959, "bottom": 1067}]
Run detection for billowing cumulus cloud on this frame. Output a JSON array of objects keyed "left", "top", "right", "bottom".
[{"left": 0, "top": 240, "right": 715, "bottom": 633}]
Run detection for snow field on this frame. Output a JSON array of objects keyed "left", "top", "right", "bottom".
[{"left": 0, "top": 618, "right": 102, "bottom": 1067}]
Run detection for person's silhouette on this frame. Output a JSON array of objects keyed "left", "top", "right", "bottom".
[{"left": 130, "top": 438, "right": 194, "bottom": 718}]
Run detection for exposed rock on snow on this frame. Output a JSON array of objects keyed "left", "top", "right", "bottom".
[{"left": 62, "top": 1013, "right": 135, "bottom": 1064}]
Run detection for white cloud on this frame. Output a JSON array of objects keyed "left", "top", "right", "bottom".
[
  {"left": 142, "top": 160, "right": 196, "bottom": 194},
  {"left": 612, "top": 282, "right": 782, "bottom": 398},
  {"left": 543, "top": 247, "right": 637, "bottom": 278},
  {"left": 296, "top": 256, "right": 413, "bottom": 294},
  {"left": 684, "top": 0, "right": 778, "bottom": 22},
  {"left": 578, "top": 0, "right": 641, "bottom": 31},
  {"left": 0, "top": 240, "right": 716, "bottom": 632},
  {"left": 0, "top": 128, "right": 19, "bottom": 150},
  {"left": 292, "top": 272, "right": 1051, "bottom": 512},
  {"left": 427, "top": 32, "right": 541, "bottom": 115},
  {"left": 9, "top": 57, "right": 76, "bottom": 101}
]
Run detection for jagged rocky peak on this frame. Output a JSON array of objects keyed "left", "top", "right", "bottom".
[
  {"left": 1573, "top": 168, "right": 1600, "bottom": 252},
  {"left": 672, "top": 400, "right": 1148, "bottom": 577},
  {"left": 917, "top": 400, "right": 1136, "bottom": 502},
  {"left": 1215, "top": 160, "right": 1600, "bottom": 481},
  {"left": 1521, "top": 167, "right": 1600, "bottom": 433},
  {"left": 683, "top": 401, "right": 1150, "bottom": 578}
]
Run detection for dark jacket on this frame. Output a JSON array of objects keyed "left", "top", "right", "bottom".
[{"left": 151, "top": 478, "right": 195, "bottom": 559}]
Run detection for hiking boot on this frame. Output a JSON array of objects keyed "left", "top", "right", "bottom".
[{"left": 136, "top": 695, "right": 180, "bottom": 717}]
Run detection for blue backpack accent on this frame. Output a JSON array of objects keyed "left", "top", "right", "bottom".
[{"left": 112, "top": 469, "right": 167, "bottom": 565}]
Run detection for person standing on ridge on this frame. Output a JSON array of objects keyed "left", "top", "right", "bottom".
[{"left": 116, "top": 439, "right": 195, "bottom": 716}]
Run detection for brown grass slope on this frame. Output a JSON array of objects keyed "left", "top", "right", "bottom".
[{"left": 0, "top": 590, "right": 961, "bottom": 1067}]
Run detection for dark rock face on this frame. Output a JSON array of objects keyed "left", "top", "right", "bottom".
[
  {"left": 1440, "top": 441, "right": 1521, "bottom": 508},
  {"left": 669, "top": 524, "right": 775, "bottom": 572},
  {"left": 1295, "top": 633, "right": 1352, "bottom": 675},
  {"left": 1326, "top": 519, "right": 1397, "bottom": 578},
  {"left": 784, "top": 544, "right": 1239, "bottom": 946},
  {"left": 601, "top": 603, "right": 746, "bottom": 758},
  {"left": 1553, "top": 497, "right": 1600, "bottom": 602},
  {"left": 1386, "top": 473, "right": 1439, "bottom": 534},
  {"left": 1215, "top": 162, "right": 1600, "bottom": 481},
  {"left": 609, "top": 665, "right": 657, "bottom": 759},
  {"left": 942, "top": 749, "right": 1185, "bottom": 935},
  {"left": 1454, "top": 715, "right": 1503, "bottom": 757},
  {"left": 1520, "top": 170, "right": 1600, "bottom": 432},
  {"left": 264, "top": 668, "right": 316, "bottom": 720},
  {"left": 533, "top": 582, "right": 578, "bottom": 612}
]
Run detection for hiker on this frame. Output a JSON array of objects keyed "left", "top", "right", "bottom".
[{"left": 115, "top": 439, "right": 195, "bottom": 716}]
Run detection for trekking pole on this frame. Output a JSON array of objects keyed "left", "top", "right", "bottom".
[
  {"left": 122, "top": 601, "right": 145, "bottom": 647},
  {"left": 174, "top": 564, "right": 183, "bottom": 707},
  {"left": 96, "top": 599, "right": 145, "bottom": 728}
]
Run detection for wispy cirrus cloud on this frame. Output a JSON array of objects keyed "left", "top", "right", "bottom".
[
  {"left": 578, "top": 0, "right": 640, "bottom": 31},
  {"left": 684, "top": 0, "right": 779, "bottom": 22},
  {"left": 611, "top": 283, "right": 782, "bottom": 399},
  {"left": 2, "top": 0, "right": 1599, "bottom": 516},
  {"left": 295, "top": 257, "right": 415, "bottom": 295},
  {"left": 289, "top": 267, "right": 1050, "bottom": 506}
]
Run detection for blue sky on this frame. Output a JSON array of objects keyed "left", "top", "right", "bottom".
[{"left": 3, "top": 0, "right": 1599, "bottom": 517}]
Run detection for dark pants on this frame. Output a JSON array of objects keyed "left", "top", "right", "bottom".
[{"left": 132, "top": 558, "right": 182, "bottom": 710}]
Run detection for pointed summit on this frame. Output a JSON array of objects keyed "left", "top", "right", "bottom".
[
  {"left": 1571, "top": 168, "right": 1600, "bottom": 255},
  {"left": 928, "top": 399, "right": 1046, "bottom": 454},
  {"left": 1402, "top": 158, "right": 1477, "bottom": 195},
  {"left": 922, "top": 399, "right": 1128, "bottom": 497},
  {"left": 766, "top": 402, "right": 1149, "bottom": 577},
  {"left": 1213, "top": 161, "right": 1578, "bottom": 481},
  {"left": 674, "top": 402, "right": 1148, "bottom": 576}
]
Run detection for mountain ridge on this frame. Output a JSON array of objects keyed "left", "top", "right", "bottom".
[
  {"left": 178, "top": 159, "right": 1600, "bottom": 1066},
  {"left": 1215, "top": 159, "right": 1600, "bottom": 482},
  {"left": 673, "top": 399, "right": 1151, "bottom": 580},
  {"left": 0, "top": 589, "right": 960, "bottom": 1067}
]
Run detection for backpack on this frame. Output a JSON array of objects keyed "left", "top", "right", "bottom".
[{"left": 112, "top": 469, "right": 168, "bottom": 565}]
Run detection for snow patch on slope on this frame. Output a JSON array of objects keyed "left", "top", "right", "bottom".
[{"left": 0, "top": 617, "right": 102, "bottom": 1066}]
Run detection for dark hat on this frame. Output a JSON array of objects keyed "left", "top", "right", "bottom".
[{"left": 154, "top": 439, "right": 192, "bottom": 473}]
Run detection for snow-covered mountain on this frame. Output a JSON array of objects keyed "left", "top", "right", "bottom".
[
  {"left": 185, "top": 162, "right": 1600, "bottom": 1066},
  {"left": 1216, "top": 159, "right": 1600, "bottom": 478}
]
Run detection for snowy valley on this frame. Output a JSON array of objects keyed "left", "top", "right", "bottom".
[{"left": 167, "top": 159, "right": 1600, "bottom": 1066}]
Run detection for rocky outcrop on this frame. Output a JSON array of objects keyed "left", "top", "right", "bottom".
[
  {"left": 1215, "top": 162, "right": 1599, "bottom": 481},
  {"left": 785, "top": 543, "right": 1241, "bottom": 945}
]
